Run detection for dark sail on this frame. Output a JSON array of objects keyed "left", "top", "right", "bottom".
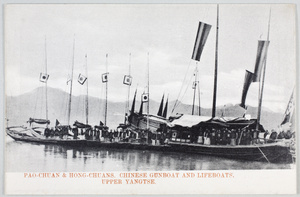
[
  {"left": 139, "top": 100, "right": 143, "bottom": 115},
  {"left": 191, "top": 21, "right": 212, "bottom": 61},
  {"left": 130, "top": 89, "right": 137, "bottom": 114},
  {"left": 253, "top": 40, "right": 270, "bottom": 82},
  {"left": 157, "top": 94, "right": 164, "bottom": 116},
  {"left": 240, "top": 70, "right": 254, "bottom": 109},
  {"left": 162, "top": 97, "right": 168, "bottom": 118}
]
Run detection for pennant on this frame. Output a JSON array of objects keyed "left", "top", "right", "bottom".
[
  {"left": 192, "top": 81, "right": 197, "bottom": 89},
  {"left": 55, "top": 119, "right": 60, "bottom": 127},
  {"left": 240, "top": 70, "right": 254, "bottom": 109},
  {"left": 142, "top": 93, "right": 149, "bottom": 103},
  {"left": 157, "top": 94, "right": 164, "bottom": 116},
  {"left": 77, "top": 73, "right": 87, "bottom": 85},
  {"left": 253, "top": 40, "right": 270, "bottom": 82},
  {"left": 191, "top": 21, "right": 212, "bottom": 61},
  {"left": 281, "top": 91, "right": 295, "bottom": 125},
  {"left": 39, "top": 73, "right": 49, "bottom": 83},
  {"left": 102, "top": 73, "right": 108, "bottom": 83},
  {"left": 162, "top": 97, "right": 168, "bottom": 118},
  {"left": 123, "top": 75, "right": 132, "bottom": 85}
]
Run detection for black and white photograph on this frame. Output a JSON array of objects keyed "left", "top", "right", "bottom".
[{"left": 3, "top": 3, "right": 297, "bottom": 194}]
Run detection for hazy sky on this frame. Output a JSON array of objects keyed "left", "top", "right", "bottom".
[{"left": 5, "top": 4, "right": 296, "bottom": 114}]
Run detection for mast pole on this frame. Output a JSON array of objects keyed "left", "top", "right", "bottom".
[
  {"left": 256, "top": 8, "right": 271, "bottom": 131},
  {"left": 67, "top": 37, "right": 75, "bottom": 126},
  {"left": 147, "top": 52, "right": 150, "bottom": 130},
  {"left": 105, "top": 54, "right": 108, "bottom": 126},
  {"left": 126, "top": 53, "right": 132, "bottom": 116},
  {"left": 212, "top": 4, "right": 219, "bottom": 118},
  {"left": 85, "top": 54, "right": 88, "bottom": 125},
  {"left": 197, "top": 75, "right": 201, "bottom": 116},
  {"left": 192, "top": 63, "right": 198, "bottom": 115},
  {"left": 44, "top": 36, "right": 48, "bottom": 128}
]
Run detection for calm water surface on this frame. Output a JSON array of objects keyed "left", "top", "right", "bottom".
[{"left": 5, "top": 137, "right": 293, "bottom": 172}]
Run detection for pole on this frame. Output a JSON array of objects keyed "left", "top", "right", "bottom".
[
  {"left": 212, "top": 4, "right": 219, "bottom": 118},
  {"left": 192, "top": 64, "right": 198, "bottom": 115},
  {"left": 105, "top": 54, "right": 108, "bottom": 126},
  {"left": 125, "top": 53, "right": 131, "bottom": 118},
  {"left": 197, "top": 75, "right": 201, "bottom": 116},
  {"left": 256, "top": 8, "right": 271, "bottom": 131},
  {"left": 67, "top": 37, "right": 75, "bottom": 126},
  {"left": 85, "top": 54, "right": 89, "bottom": 125},
  {"left": 44, "top": 36, "right": 48, "bottom": 128},
  {"left": 147, "top": 52, "right": 150, "bottom": 130}
]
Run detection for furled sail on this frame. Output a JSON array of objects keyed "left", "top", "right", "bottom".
[
  {"left": 157, "top": 94, "right": 164, "bottom": 116},
  {"left": 191, "top": 21, "right": 212, "bottom": 61},
  {"left": 253, "top": 40, "right": 270, "bottom": 82},
  {"left": 240, "top": 70, "right": 254, "bottom": 109}
]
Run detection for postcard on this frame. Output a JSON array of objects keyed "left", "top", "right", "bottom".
[{"left": 4, "top": 3, "right": 297, "bottom": 194}]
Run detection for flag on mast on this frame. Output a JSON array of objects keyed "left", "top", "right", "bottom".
[
  {"left": 123, "top": 75, "right": 132, "bottom": 85},
  {"left": 240, "top": 70, "right": 254, "bottom": 109},
  {"left": 191, "top": 21, "right": 212, "bottom": 61},
  {"left": 77, "top": 73, "right": 87, "bottom": 85},
  {"left": 142, "top": 93, "right": 149, "bottom": 103},
  {"left": 102, "top": 73, "right": 109, "bottom": 83},
  {"left": 39, "top": 73, "right": 49, "bottom": 83},
  {"left": 253, "top": 40, "right": 270, "bottom": 82},
  {"left": 281, "top": 90, "right": 295, "bottom": 125}
]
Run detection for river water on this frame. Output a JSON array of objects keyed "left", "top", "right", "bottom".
[{"left": 5, "top": 136, "right": 294, "bottom": 172}]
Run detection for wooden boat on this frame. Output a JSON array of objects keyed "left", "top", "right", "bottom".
[{"left": 6, "top": 126, "right": 86, "bottom": 146}]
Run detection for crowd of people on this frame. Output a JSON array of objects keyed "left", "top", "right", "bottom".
[{"left": 43, "top": 123, "right": 294, "bottom": 146}]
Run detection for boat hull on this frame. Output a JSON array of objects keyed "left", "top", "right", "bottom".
[
  {"left": 85, "top": 140, "right": 293, "bottom": 163},
  {"left": 167, "top": 141, "right": 293, "bottom": 163},
  {"left": 6, "top": 128, "right": 86, "bottom": 147},
  {"left": 6, "top": 128, "right": 293, "bottom": 163}
]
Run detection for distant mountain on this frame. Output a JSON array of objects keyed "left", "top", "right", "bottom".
[{"left": 6, "top": 87, "right": 283, "bottom": 130}]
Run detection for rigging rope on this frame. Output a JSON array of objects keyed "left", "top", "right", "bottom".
[{"left": 171, "top": 59, "right": 192, "bottom": 114}]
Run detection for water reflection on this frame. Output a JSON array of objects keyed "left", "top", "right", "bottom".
[{"left": 5, "top": 138, "right": 293, "bottom": 172}]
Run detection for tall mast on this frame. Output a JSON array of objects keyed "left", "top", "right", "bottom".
[
  {"left": 197, "top": 77, "right": 201, "bottom": 116},
  {"left": 85, "top": 54, "right": 89, "bottom": 125},
  {"left": 192, "top": 64, "right": 198, "bottom": 115},
  {"left": 44, "top": 36, "right": 49, "bottom": 128},
  {"left": 257, "top": 8, "right": 271, "bottom": 130},
  {"left": 126, "top": 53, "right": 132, "bottom": 115},
  {"left": 105, "top": 54, "right": 108, "bottom": 126},
  {"left": 212, "top": 4, "right": 219, "bottom": 118},
  {"left": 147, "top": 52, "right": 150, "bottom": 130},
  {"left": 67, "top": 37, "right": 75, "bottom": 126}
]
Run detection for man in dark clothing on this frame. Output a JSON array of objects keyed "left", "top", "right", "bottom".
[{"left": 72, "top": 126, "right": 79, "bottom": 139}]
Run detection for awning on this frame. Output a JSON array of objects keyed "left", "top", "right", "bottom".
[{"left": 168, "top": 114, "right": 212, "bottom": 128}]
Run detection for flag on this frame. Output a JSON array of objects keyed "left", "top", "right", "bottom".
[
  {"left": 100, "top": 121, "right": 104, "bottom": 126},
  {"left": 142, "top": 93, "right": 149, "bottom": 103},
  {"left": 162, "top": 97, "right": 168, "bottom": 118},
  {"left": 39, "top": 73, "right": 49, "bottom": 83},
  {"left": 157, "top": 94, "right": 164, "bottom": 116},
  {"left": 253, "top": 40, "right": 270, "bottom": 82},
  {"left": 191, "top": 21, "right": 212, "bottom": 61},
  {"left": 102, "top": 73, "right": 108, "bottom": 83},
  {"left": 123, "top": 75, "right": 132, "bottom": 85},
  {"left": 192, "top": 81, "right": 197, "bottom": 89},
  {"left": 281, "top": 91, "right": 295, "bottom": 125},
  {"left": 240, "top": 70, "right": 254, "bottom": 109},
  {"left": 77, "top": 74, "right": 87, "bottom": 85},
  {"left": 55, "top": 119, "right": 60, "bottom": 127}
]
